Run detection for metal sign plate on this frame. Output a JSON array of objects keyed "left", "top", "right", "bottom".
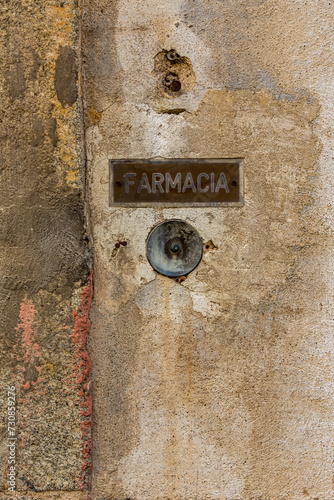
[{"left": 109, "top": 159, "right": 243, "bottom": 207}]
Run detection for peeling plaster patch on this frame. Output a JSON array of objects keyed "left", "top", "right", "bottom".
[
  {"left": 140, "top": 106, "right": 186, "bottom": 158},
  {"left": 190, "top": 291, "right": 224, "bottom": 318}
]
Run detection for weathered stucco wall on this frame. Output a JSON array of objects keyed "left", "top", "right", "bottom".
[
  {"left": 0, "top": 1, "right": 90, "bottom": 498},
  {"left": 1, "top": 1, "right": 334, "bottom": 499},
  {"left": 83, "top": 1, "right": 334, "bottom": 499}
]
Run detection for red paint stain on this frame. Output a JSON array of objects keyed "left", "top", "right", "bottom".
[
  {"left": 70, "top": 270, "right": 93, "bottom": 496},
  {"left": 13, "top": 298, "right": 45, "bottom": 477},
  {"left": 15, "top": 299, "right": 40, "bottom": 364},
  {"left": 13, "top": 278, "right": 93, "bottom": 497},
  {"left": 15, "top": 299, "right": 42, "bottom": 390}
]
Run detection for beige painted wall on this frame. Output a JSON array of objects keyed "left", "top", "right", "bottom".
[{"left": 83, "top": 1, "right": 334, "bottom": 499}]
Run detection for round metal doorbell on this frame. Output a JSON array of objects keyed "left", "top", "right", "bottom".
[{"left": 146, "top": 220, "right": 203, "bottom": 278}]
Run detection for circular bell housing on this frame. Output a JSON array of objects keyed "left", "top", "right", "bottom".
[{"left": 146, "top": 220, "right": 203, "bottom": 278}]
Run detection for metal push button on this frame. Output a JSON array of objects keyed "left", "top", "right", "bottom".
[{"left": 146, "top": 220, "right": 203, "bottom": 277}]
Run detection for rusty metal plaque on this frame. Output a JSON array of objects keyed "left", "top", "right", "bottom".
[{"left": 109, "top": 159, "right": 243, "bottom": 207}]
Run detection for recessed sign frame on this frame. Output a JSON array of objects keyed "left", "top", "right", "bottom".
[{"left": 109, "top": 158, "right": 244, "bottom": 207}]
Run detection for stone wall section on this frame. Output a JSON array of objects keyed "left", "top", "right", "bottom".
[{"left": 0, "top": 0, "right": 91, "bottom": 497}]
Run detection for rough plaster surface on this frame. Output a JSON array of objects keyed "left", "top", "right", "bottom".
[
  {"left": 1, "top": 1, "right": 334, "bottom": 499},
  {"left": 83, "top": 0, "right": 334, "bottom": 499},
  {"left": 0, "top": 0, "right": 91, "bottom": 497}
]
